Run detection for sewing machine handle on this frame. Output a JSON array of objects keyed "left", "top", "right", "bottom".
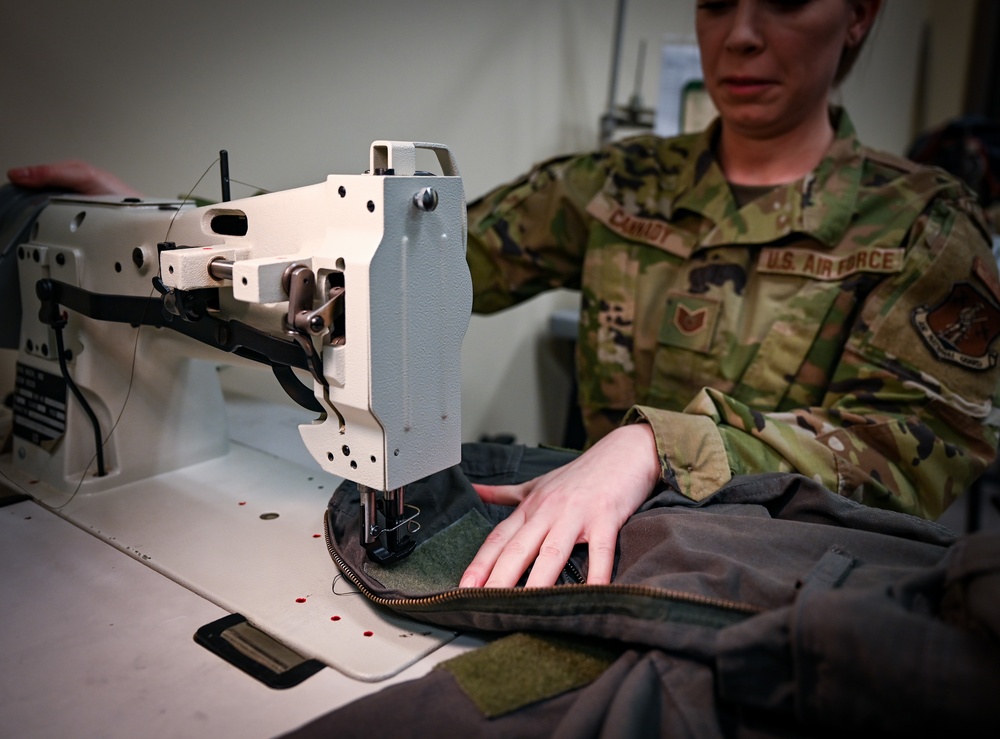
[{"left": 369, "top": 141, "right": 461, "bottom": 178}]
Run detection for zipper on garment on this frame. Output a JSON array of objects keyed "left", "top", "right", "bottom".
[
  {"left": 324, "top": 509, "right": 763, "bottom": 616},
  {"left": 562, "top": 558, "right": 586, "bottom": 584}
]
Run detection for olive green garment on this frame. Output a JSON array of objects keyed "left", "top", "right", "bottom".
[{"left": 466, "top": 109, "right": 1000, "bottom": 520}]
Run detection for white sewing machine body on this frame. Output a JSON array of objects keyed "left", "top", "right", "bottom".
[
  {"left": 9, "top": 141, "right": 470, "bottom": 501},
  {"left": 0, "top": 142, "right": 473, "bottom": 680}
]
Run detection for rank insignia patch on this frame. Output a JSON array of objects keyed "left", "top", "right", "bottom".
[
  {"left": 911, "top": 282, "right": 1000, "bottom": 371},
  {"left": 660, "top": 292, "right": 720, "bottom": 354},
  {"left": 676, "top": 304, "right": 708, "bottom": 335}
]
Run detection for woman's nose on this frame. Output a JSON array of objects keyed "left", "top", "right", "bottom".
[{"left": 724, "top": 0, "right": 765, "bottom": 55}]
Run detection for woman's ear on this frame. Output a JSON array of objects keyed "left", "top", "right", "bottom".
[{"left": 846, "top": 0, "right": 882, "bottom": 48}]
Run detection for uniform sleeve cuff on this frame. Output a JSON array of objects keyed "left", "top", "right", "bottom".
[{"left": 622, "top": 405, "right": 732, "bottom": 501}]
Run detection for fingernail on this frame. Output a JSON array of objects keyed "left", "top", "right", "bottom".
[
  {"left": 458, "top": 575, "right": 475, "bottom": 588},
  {"left": 8, "top": 168, "right": 31, "bottom": 181}
]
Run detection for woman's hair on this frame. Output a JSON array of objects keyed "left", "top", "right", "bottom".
[{"left": 834, "top": 0, "right": 881, "bottom": 85}]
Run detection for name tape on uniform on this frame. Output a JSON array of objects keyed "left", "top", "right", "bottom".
[
  {"left": 757, "top": 247, "right": 903, "bottom": 280},
  {"left": 586, "top": 194, "right": 692, "bottom": 258}
]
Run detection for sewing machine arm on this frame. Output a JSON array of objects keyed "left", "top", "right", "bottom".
[
  {"left": 33, "top": 276, "right": 323, "bottom": 413},
  {"left": 3, "top": 141, "right": 472, "bottom": 565}
]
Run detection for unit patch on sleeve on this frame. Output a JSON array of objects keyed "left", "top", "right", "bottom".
[{"left": 911, "top": 282, "right": 1000, "bottom": 371}]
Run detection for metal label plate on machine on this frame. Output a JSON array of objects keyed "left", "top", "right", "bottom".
[{"left": 12, "top": 363, "right": 67, "bottom": 448}]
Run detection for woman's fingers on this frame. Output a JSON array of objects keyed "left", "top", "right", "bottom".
[
  {"left": 460, "top": 424, "right": 660, "bottom": 590},
  {"left": 7, "top": 161, "right": 142, "bottom": 197},
  {"left": 459, "top": 508, "right": 525, "bottom": 588},
  {"left": 471, "top": 481, "right": 530, "bottom": 507}
]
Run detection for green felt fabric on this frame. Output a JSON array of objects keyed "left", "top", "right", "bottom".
[
  {"left": 438, "top": 633, "right": 620, "bottom": 718},
  {"left": 364, "top": 508, "right": 495, "bottom": 594}
]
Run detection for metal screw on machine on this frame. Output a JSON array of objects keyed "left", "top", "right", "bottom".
[{"left": 413, "top": 187, "right": 438, "bottom": 212}]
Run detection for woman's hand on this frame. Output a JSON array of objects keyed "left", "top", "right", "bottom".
[
  {"left": 6, "top": 160, "right": 141, "bottom": 198},
  {"left": 459, "top": 423, "right": 661, "bottom": 589}
]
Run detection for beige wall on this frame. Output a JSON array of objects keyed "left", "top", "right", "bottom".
[
  {"left": 921, "top": 0, "right": 978, "bottom": 131},
  {"left": 0, "top": 0, "right": 948, "bottom": 446}
]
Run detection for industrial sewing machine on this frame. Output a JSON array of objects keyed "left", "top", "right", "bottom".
[{"left": 0, "top": 141, "right": 472, "bottom": 567}]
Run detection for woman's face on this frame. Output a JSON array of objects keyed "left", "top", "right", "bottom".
[{"left": 695, "top": 0, "right": 873, "bottom": 140}]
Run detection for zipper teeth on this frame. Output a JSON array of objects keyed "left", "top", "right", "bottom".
[
  {"left": 324, "top": 510, "right": 763, "bottom": 615},
  {"left": 562, "top": 558, "right": 586, "bottom": 585}
]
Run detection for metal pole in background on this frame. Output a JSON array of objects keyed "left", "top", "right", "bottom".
[{"left": 599, "top": 0, "right": 628, "bottom": 146}]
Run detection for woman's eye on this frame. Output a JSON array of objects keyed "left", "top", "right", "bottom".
[
  {"left": 696, "top": 1, "right": 736, "bottom": 12},
  {"left": 766, "top": 0, "right": 813, "bottom": 10},
  {"left": 696, "top": 0, "right": 812, "bottom": 10}
]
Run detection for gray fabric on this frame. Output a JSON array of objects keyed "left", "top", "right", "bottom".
[
  {"left": 717, "top": 529, "right": 1000, "bottom": 735},
  {"left": 299, "top": 443, "right": 1000, "bottom": 739}
]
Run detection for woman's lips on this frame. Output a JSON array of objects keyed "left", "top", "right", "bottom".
[{"left": 720, "top": 77, "right": 776, "bottom": 96}]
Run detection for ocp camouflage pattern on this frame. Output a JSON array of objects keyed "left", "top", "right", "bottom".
[{"left": 467, "top": 110, "right": 1000, "bottom": 520}]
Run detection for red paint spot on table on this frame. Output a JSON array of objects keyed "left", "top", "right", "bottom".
[
  {"left": 295, "top": 597, "right": 307, "bottom": 603},
  {"left": 363, "top": 631, "right": 373, "bottom": 637},
  {"left": 331, "top": 616, "right": 341, "bottom": 621},
  {"left": 238, "top": 501, "right": 246, "bottom": 506}
]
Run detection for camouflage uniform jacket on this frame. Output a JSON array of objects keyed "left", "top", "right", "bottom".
[{"left": 466, "top": 110, "right": 1000, "bottom": 519}]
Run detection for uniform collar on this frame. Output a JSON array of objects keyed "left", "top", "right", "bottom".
[{"left": 669, "top": 108, "right": 863, "bottom": 250}]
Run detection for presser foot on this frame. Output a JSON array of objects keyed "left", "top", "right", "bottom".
[
  {"left": 363, "top": 536, "right": 416, "bottom": 565},
  {"left": 358, "top": 484, "right": 420, "bottom": 564}
]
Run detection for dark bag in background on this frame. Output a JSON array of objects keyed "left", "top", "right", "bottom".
[{"left": 908, "top": 116, "right": 1000, "bottom": 209}]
